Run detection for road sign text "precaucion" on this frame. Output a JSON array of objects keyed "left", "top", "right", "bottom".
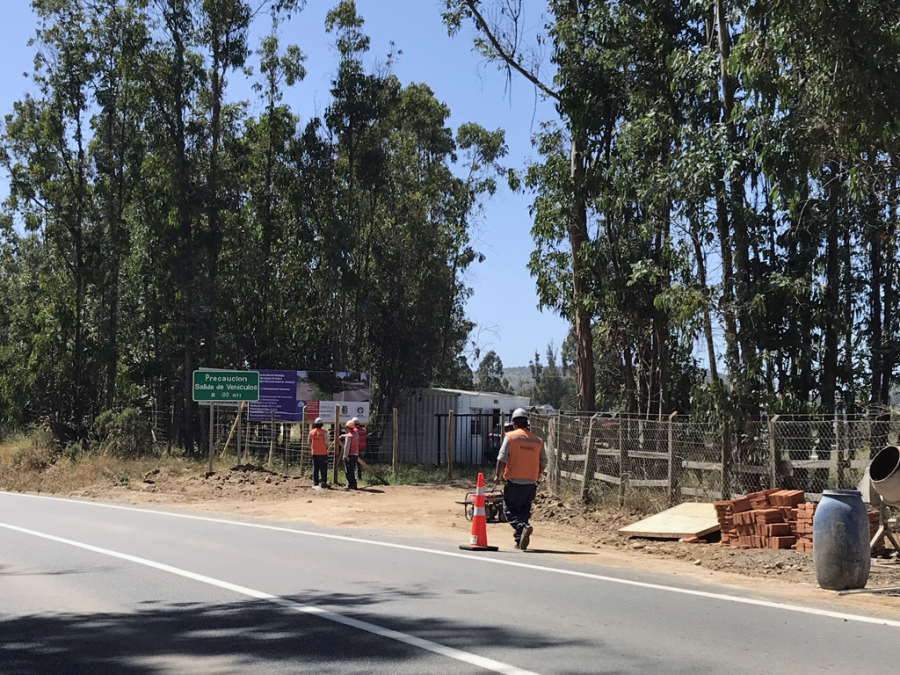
[{"left": 192, "top": 370, "right": 260, "bottom": 402}]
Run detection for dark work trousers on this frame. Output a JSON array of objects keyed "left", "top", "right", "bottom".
[
  {"left": 345, "top": 455, "right": 359, "bottom": 489},
  {"left": 503, "top": 481, "right": 537, "bottom": 543},
  {"left": 312, "top": 455, "right": 329, "bottom": 486}
]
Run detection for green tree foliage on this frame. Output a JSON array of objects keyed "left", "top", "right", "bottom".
[
  {"left": 448, "top": 0, "right": 900, "bottom": 421},
  {"left": 474, "top": 350, "right": 512, "bottom": 393},
  {"left": 525, "top": 343, "right": 575, "bottom": 410},
  {"left": 0, "top": 1, "right": 504, "bottom": 446}
]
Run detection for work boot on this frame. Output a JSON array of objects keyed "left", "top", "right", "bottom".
[{"left": 519, "top": 525, "right": 533, "bottom": 551}]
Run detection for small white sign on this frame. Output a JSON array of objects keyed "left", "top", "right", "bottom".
[{"left": 315, "top": 401, "right": 370, "bottom": 423}]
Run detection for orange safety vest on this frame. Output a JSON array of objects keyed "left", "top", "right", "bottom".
[
  {"left": 503, "top": 428, "right": 544, "bottom": 481},
  {"left": 347, "top": 428, "right": 360, "bottom": 455},
  {"left": 356, "top": 426, "right": 367, "bottom": 449},
  {"left": 309, "top": 428, "right": 328, "bottom": 456}
]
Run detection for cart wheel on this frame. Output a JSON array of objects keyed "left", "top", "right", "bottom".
[{"left": 485, "top": 503, "right": 497, "bottom": 522}]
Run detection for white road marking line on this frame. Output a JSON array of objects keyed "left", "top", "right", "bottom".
[
  {"left": 4, "top": 491, "right": 900, "bottom": 628},
  {"left": 0, "top": 521, "right": 540, "bottom": 675}
]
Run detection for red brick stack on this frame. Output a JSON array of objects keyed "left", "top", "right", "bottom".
[
  {"left": 713, "top": 489, "right": 806, "bottom": 550},
  {"left": 714, "top": 500, "right": 737, "bottom": 546},
  {"left": 790, "top": 502, "right": 815, "bottom": 552},
  {"left": 711, "top": 494, "right": 887, "bottom": 554}
]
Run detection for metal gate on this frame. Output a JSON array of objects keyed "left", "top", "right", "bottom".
[{"left": 434, "top": 413, "right": 499, "bottom": 466}]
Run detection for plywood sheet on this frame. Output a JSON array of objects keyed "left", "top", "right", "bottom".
[{"left": 618, "top": 502, "right": 720, "bottom": 539}]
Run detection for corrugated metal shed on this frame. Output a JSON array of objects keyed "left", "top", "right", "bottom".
[{"left": 383, "top": 388, "right": 530, "bottom": 464}]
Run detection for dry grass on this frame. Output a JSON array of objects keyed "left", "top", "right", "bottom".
[{"left": 0, "top": 431, "right": 201, "bottom": 495}]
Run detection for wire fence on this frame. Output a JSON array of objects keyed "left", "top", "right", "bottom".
[
  {"left": 143, "top": 407, "right": 502, "bottom": 477},
  {"left": 530, "top": 411, "right": 898, "bottom": 506},
  {"left": 140, "top": 407, "right": 897, "bottom": 502}
]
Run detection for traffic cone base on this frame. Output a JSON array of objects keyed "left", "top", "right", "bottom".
[{"left": 459, "top": 473, "right": 499, "bottom": 551}]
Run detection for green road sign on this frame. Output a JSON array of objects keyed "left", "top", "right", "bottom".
[{"left": 192, "top": 370, "right": 259, "bottom": 402}]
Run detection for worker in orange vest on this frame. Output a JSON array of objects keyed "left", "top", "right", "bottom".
[
  {"left": 494, "top": 408, "right": 546, "bottom": 550},
  {"left": 309, "top": 417, "right": 329, "bottom": 488},
  {"left": 341, "top": 419, "right": 360, "bottom": 490}
]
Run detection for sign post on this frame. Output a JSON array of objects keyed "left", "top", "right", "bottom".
[
  {"left": 237, "top": 403, "right": 243, "bottom": 464},
  {"left": 208, "top": 405, "right": 215, "bottom": 474}
]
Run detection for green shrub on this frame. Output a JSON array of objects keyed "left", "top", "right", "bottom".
[{"left": 95, "top": 408, "right": 154, "bottom": 458}]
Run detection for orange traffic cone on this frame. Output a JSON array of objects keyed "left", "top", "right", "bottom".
[{"left": 459, "top": 473, "right": 499, "bottom": 551}]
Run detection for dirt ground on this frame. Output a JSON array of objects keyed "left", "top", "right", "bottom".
[{"left": 70, "top": 463, "right": 900, "bottom": 617}]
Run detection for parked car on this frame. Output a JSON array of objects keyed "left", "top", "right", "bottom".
[{"left": 487, "top": 424, "right": 504, "bottom": 452}]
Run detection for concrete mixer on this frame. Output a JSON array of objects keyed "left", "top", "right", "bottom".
[{"left": 863, "top": 445, "right": 900, "bottom": 554}]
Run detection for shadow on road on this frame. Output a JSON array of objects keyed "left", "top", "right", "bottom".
[{"left": 0, "top": 587, "right": 596, "bottom": 674}]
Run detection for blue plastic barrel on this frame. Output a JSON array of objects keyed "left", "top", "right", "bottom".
[{"left": 812, "top": 489, "right": 870, "bottom": 590}]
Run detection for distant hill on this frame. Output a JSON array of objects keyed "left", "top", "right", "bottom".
[{"left": 504, "top": 366, "right": 533, "bottom": 395}]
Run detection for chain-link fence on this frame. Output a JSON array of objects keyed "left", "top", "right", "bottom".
[
  {"left": 139, "top": 406, "right": 897, "bottom": 500},
  {"left": 144, "top": 407, "right": 501, "bottom": 475},
  {"left": 533, "top": 411, "right": 900, "bottom": 506}
]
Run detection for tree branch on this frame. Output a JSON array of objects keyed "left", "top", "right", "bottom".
[{"left": 463, "top": 0, "right": 559, "bottom": 101}]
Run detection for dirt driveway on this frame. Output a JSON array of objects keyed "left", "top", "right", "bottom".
[{"left": 71, "top": 464, "right": 900, "bottom": 617}]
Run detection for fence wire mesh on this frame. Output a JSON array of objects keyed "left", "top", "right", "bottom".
[
  {"left": 531, "top": 412, "right": 897, "bottom": 505},
  {"left": 140, "top": 407, "right": 895, "bottom": 501}
]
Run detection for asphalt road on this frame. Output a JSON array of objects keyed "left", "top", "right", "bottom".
[{"left": 0, "top": 491, "right": 898, "bottom": 675}]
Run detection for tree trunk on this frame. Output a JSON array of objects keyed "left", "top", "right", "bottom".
[
  {"left": 881, "top": 168, "right": 898, "bottom": 405},
  {"left": 690, "top": 227, "right": 719, "bottom": 384},
  {"left": 869, "top": 194, "right": 883, "bottom": 404},
  {"left": 716, "top": 0, "right": 752, "bottom": 373},
  {"left": 623, "top": 345, "right": 638, "bottom": 413},
  {"left": 570, "top": 136, "right": 595, "bottom": 412},
  {"left": 207, "top": 43, "right": 222, "bottom": 369},
  {"left": 715, "top": 171, "right": 740, "bottom": 379},
  {"left": 171, "top": 16, "right": 195, "bottom": 452},
  {"left": 842, "top": 214, "right": 853, "bottom": 400},
  {"left": 822, "top": 160, "right": 841, "bottom": 414}
]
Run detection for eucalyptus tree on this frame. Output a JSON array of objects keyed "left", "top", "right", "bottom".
[
  {"left": 1, "top": 0, "right": 97, "bottom": 434},
  {"left": 444, "top": 0, "right": 597, "bottom": 411}
]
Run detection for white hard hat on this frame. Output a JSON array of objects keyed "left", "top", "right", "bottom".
[
  {"left": 314, "top": 417, "right": 324, "bottom": 425},
  {"left": 511, "top": 408, "right": 529, "bottom": 422},
  {"left": 351, "top": 417, "right": 360, "bottom": 425}
]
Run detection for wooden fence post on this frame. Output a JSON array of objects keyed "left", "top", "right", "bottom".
[
  {"left": 722, "top": 419, "right": 732, "bottom": 500},
  {"left": 836, "top": 411, "right": 847, "bottom": 489},
  {"left": 283, "top": 420, "right": 289, "bottom": 472},
  {"left": 581, "top": 414, "right": 598, "bottom": 503},
  {"left": 208, "top": 405, "right": 215, "bottom": 474},
  {"left": 667, "top": 411, "right": 678, "bottom": 505},
  {"left": 547, "top": 412, "right": 559, "bottom": 496},
  {"left": 220, "top": 405, "right": 240, "bottom": 458},
  {"left": 268, "top": 411, "right": 275, "bottom": 469},
  {"left": 300, "top": 406, "right": 308, "bottom": 475},
  {"left": 333, "top": 405, "right": 341, "bottom": 484},
  {"left": 618, "top": 417, "right": 628, "bottom": 506},
  {"left": 392, "top": 408, "right": 399, "bottom": 474},
  {"left": 768, "top": 414, "right": 780, "bottom": 490},
  {"left": 447, "top": 410, "right": 455, "bottom": 480}
]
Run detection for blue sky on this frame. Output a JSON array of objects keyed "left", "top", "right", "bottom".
[{"left": 0, "top": 0, "right": 571, "bottom": 369}]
